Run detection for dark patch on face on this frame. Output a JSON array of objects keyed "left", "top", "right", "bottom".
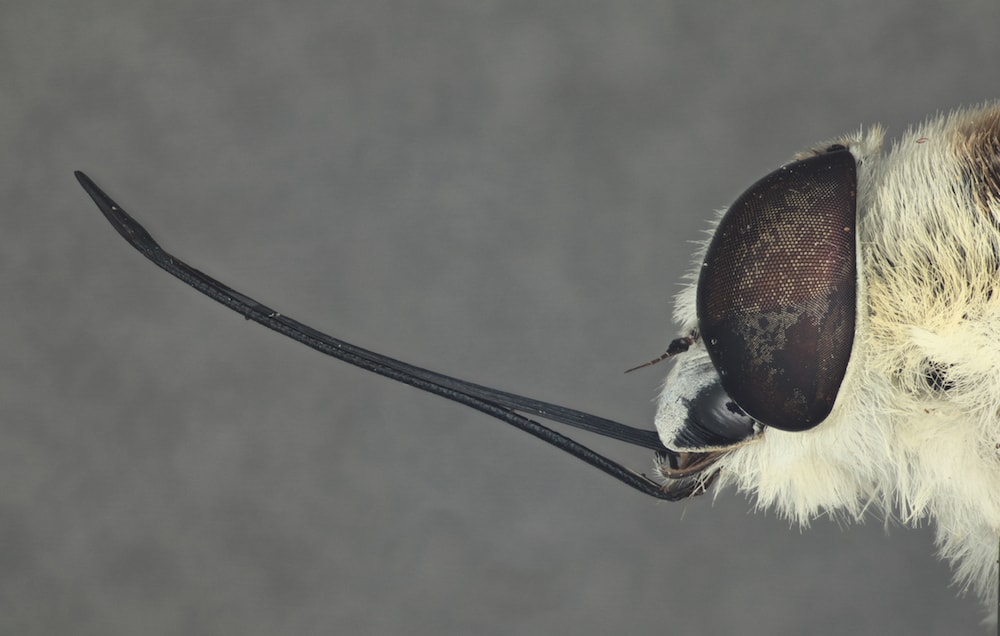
[{"left": 923, "top": 360, "right": 955, "bottom": 393}]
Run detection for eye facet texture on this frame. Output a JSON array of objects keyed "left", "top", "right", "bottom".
[{"left": 696, "top": 150, "right": 857, "bottom": 432}]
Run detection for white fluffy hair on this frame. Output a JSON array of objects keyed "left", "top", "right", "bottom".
[{"left": 657, "top": 103, "right": 1000, "bottom": 617}]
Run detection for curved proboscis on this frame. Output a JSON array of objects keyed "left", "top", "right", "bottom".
[{"left": 75, "top": 171, "right": 687, "bottom": 501}]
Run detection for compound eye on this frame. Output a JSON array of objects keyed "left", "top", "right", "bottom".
[{"left": 696, "top": 149, "right": 857, "bottom": 432}]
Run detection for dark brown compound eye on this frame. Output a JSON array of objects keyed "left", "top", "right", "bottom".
[{"left": 696, "top": 150, "right": 857, "bottom": 432}]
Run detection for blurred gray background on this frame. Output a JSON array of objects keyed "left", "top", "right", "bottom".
[{"left": 7, "top": 2, "right": 1000, "bottom": 634}]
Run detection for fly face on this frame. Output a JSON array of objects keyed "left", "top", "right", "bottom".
[{"left": 76, "top": 101, "right": 1000, "bottom": 617}]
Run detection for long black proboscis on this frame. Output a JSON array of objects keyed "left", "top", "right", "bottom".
[{"left": 75, "top": 171, "right": 684, "bottom": 501}]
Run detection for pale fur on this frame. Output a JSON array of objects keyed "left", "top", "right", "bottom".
[{"left": 658, "top": 103, "right": 1000, "bottom": 617}]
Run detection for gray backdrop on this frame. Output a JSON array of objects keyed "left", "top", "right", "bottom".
[{"left": 8, "top": 2, "right": 1000, "bottom": 634}]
